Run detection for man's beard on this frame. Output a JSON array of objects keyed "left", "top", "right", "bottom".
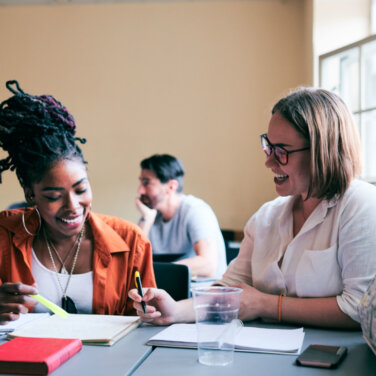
[{"left": 140, "top": 194, "right": 153, "bottom": 208}]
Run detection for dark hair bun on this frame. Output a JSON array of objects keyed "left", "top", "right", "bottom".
[{"left": 0, "top": 80, "right": 86, "bottom": 187}]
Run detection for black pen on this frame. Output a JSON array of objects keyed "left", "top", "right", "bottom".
[{"left": 134, "top": 271, "right": 146, "bottom": 314}]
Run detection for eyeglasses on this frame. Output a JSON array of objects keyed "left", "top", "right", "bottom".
[{"left": 260, "top": 133, "right": 310, "bottom": 166}]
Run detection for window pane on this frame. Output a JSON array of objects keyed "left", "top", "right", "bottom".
[
  {"left": 321, "top": 56, "right": 340, "bottom": 93},
  {"left": 321, "top": 48, "right": 359, "bottom": 112},
  {"left": 353, "top": 113, "right": 360, "bottom": 134},
  {"left": 361, "top": 110, "right": 376, "bottom": 180},
  {"left": 362, "top": 40, "right": 376, "bottom": 110}
]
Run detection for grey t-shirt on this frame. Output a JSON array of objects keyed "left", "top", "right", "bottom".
[{"left": 149, "top": 194, "right": 227, "bottom": 278}]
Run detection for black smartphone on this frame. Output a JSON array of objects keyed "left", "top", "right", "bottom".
[{"left": 296, "top": 344, "right": 347, "bottom": 368}]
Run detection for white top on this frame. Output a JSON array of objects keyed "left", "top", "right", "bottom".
[
  {"left": 31, "top": 248, "right": 93, "bottom": 314},
  {"left": 218, "top": 180, "right": 376, "bottom": 322}
]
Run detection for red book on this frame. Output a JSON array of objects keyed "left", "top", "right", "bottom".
[{"left": 0, "top": 337, "right": 82, "bottom": 375}]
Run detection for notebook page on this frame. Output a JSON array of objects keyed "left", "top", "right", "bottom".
[
  {"left": 9, "top": 314, "right": 140, "bottom": 343},
  {"left": 148, "top": 324, "right": 305, "bottom": 354},
  {"left": 0, "top": 313, "right": 50, "bottom": 333},
  {"left": 235, "top": 327, "right": 305, "bottom": 353},
  {"left": 150, "top": 324, "right": 198, "bottom": 344}
]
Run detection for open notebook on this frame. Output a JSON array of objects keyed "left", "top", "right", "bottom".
[
  {"left": 7, "top": 314, "right": 140, "bottom": 346},
  {"left": 147, "top": 324, "right": 305, "bottom": 355},
  {"left": 0, "top": 313, "right": 50, "bottom": 334}
]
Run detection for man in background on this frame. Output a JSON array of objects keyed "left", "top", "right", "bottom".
[{"left": 136, "top": 154, "right": 227, "bottom": 279}]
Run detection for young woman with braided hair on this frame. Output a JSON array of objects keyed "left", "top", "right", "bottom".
[{"left": 0, "top": 80, "right": 156, "bottom": 323}]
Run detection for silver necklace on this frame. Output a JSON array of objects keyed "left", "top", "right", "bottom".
[
  {"left": 44, "top": 226, "right": 85, "bottom": 302},
  {"left": 47, "top": 234, "right": 80, "bottom": 274}
]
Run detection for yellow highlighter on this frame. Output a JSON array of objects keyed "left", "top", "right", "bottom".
[{"left": 30, "top": 294, "right": 69, "bottom": 318}]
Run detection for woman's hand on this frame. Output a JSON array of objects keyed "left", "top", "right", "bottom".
[
  {"left": 128, "top": 288, "right": 193, "bottom": 325},
  {"left": 232, "top": 283, "right": 270, "bottom": 322},
  {"left": 0, "top": 282, "right": 38, "bottom": 324}
]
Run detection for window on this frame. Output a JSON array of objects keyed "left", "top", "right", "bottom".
[{"left": 319, "top": 35, "right": 376, "bottom": 182}]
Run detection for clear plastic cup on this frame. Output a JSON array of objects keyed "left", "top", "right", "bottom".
[{"left": 191, "top": 286, "right": 243, "bottom": 366}]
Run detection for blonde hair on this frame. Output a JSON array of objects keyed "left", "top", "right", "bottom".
[{"left": 272, "top": 87, "right": 362, "bottom": 200}]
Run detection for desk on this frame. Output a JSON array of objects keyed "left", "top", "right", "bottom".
[
  {"left": 132, "top": 324, "right": 376, "bottom": 376},
  {"left": 0, "top": 324, "right": 375, "bottom": 375},
  {"left": 0, "top": 325, "right": 162, "bottom": 376}
]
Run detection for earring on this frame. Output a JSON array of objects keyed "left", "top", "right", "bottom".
[
  {"left": 86, "top": 203, "right": 92, "bottom": 221},
  {"left": 22, "top": 207, "right": 41, "bottom": 236}
]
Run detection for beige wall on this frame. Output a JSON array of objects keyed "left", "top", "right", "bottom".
[{"left": 0, "top": 0, "right": 313, "bottom": 230}]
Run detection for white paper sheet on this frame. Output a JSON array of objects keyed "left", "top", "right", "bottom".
[
  {"left": 147, "top": 324, "right": 305, "bottom": 355},
  {"left": 0, "top": 313, "right": 50, "bottom": 333}
]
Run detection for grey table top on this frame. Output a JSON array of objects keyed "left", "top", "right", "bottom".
[
  {"left": 0, "top": 324, "right": 162, "bottom": 376},
  {"left": 132, "top": 323, "right": 376, "bottom": 376},
  {"left": 0, "top": 322, "right": 375, "bottom": 375}
]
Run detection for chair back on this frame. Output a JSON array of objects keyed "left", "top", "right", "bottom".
[
  {"left": 221, "top": 229, "right": 241, "bottom": 264},
  {"left": 225, "top": 243, "right": 240, "bottom": 264},
  {"left": 153, "top": 262, "right": 191, "bottom": 301},
  {"left": 153, "top": 253, "right": 185, "bottom": 262}
]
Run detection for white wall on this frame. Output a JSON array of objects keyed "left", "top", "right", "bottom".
[{"left": 314, "top": 0, "right": 370, "bottom": 56}]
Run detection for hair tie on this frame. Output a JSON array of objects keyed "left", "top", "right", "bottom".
[{"left": 6, "top": 80, "right": 24, "bottom": 95}]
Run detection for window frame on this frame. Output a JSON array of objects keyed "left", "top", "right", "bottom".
[{"left": 319, "top": 34, "right": 376, "bottom": 183}]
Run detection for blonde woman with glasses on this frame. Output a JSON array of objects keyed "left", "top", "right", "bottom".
[{"left": 130, "top": 87, "right": 376, "bottom": 329}]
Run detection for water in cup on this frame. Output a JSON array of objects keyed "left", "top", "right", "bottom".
[{"left": 192, "top": 286, "right": 242, "bottom": 366}]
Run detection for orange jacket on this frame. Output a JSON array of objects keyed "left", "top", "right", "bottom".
[{"left": 0, "top": 209, "right": 156, "bottom": 315}]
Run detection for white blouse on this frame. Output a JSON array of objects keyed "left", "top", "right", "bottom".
[
  {"left": 218, "top": 180, "right": 376, "bottom": 322},
  {"left": 31, "top": 248, "right": 93, "bottom": 314}
]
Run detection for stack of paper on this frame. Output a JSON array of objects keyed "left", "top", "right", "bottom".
[
  {"left": 147, "top": 324, "right": 305, "bottom": 355},
  {"left": 8, "top": 314, "right": 140, "bottom": 346}
]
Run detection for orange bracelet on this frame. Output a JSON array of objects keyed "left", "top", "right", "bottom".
[{"left": 278, "top": 294, "right": 283, "bottom": 322}]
